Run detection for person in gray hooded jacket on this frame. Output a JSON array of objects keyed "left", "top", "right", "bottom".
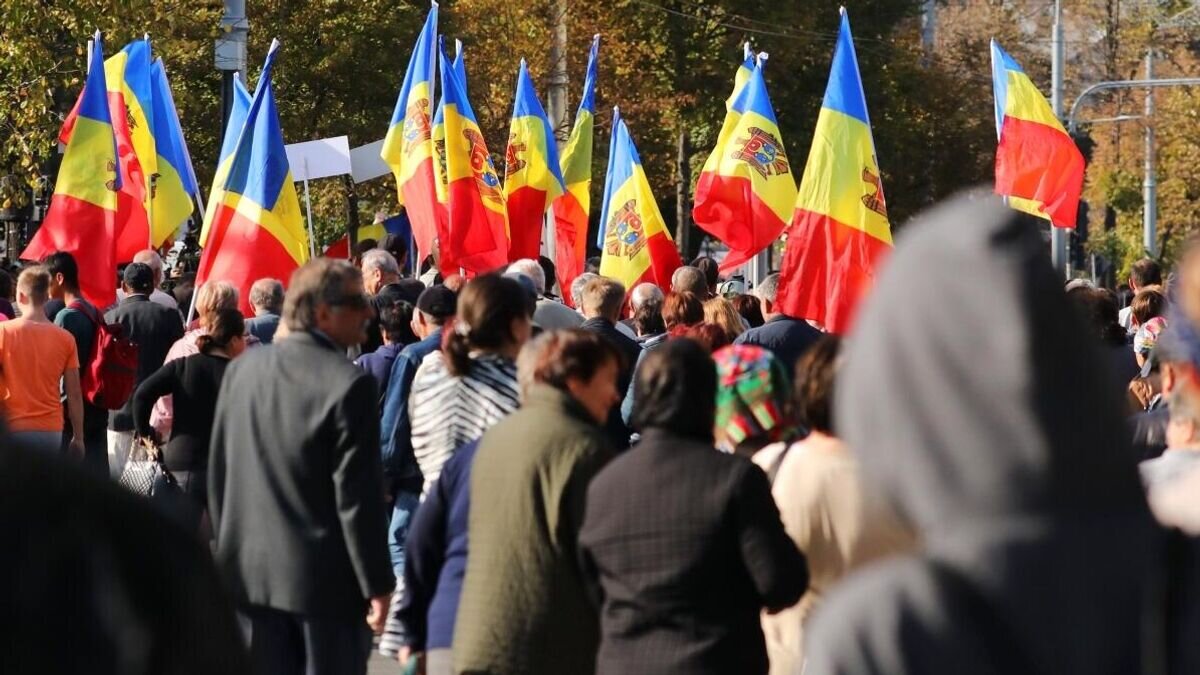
[{"left": 802, "top": 193, "right": 1160, "bottom": 675}]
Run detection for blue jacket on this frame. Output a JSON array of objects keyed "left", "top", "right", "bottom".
[
  {"left": 354, "top": 343, "right": 404, "bottom": 402},
  {"left": 380, "top": 328, "right": 442, "bottom": 491},
  {"left": 733, "top": 315, "right": 822, "bottom": 372},
  {"left": 245, "top": 313, "right": 281, "bottom": 345},
  {"left": 397, "top": 439, "right": 478, "bottom": 650}
]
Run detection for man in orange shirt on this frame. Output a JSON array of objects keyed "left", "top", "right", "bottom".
[{"left": 0, "top": 266, "right": 84, "bottom": 455}]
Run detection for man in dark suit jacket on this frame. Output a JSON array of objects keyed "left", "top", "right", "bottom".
[
  {"left": 208, "top": 258, "right": 394, "bottom": 675},
  {"left": 104, "top": 262, "right": 184, "bottom": 478},
  {"left": 734, "top": 272, "right": 822, "bottom": 371},
  {"left": 579, "top": 276, "right": 642, "bottom": 448},
  {"left": 244, "top": 278, "right": 284, "bottom": 345}
]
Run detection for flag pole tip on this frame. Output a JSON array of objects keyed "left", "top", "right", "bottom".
[{"left": 839, "top": 6, "right": 847, "bottom": 17}]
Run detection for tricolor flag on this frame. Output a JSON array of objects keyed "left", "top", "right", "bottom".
[
  {"left": 776, "top": 9, "right": 892, "bottom": 334},
  {"left": 382, "top": 3, "right": 440, "bottom": 266},
  {"left": 61, "top": 38, "right": 154, "bottom": 259},
  {"left": 552, "top": 35, "right": 599, "bottom": 304},
  {"left": 504, "top": 59, "right": 565, "bottom": 262},
  {"left": 693, "top": 59, "right": 796, "bottom": 272},
  {"left": 726, "top": 42, "right": 755, "bottom": 110},
  {"left": 598, "top": 108, "right": 682, "bottom": 290},
  {"left": 199, "top": 74, "right": 252, "bottom": 247},
  {"left": 196, "top": 40, "right": 309, "bottom": 317},
  {"left": 148, "top": 58, "right": 199, "bottom": 246},
  {"left": 440, "top": 40, "right": 508, "bottom": 273},
  {"left": 991, "top": 40, "right": 1084, "bottom": 228},
  {"left": 431, "top": 39, "right": 466, "bottom": 240},
  {"left": 22, "top": 34, "right": 121, "bottom": 307}
]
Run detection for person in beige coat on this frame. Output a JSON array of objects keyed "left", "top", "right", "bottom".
[{"left": 754, "top": 335, "right": 914, "bottom": 674}]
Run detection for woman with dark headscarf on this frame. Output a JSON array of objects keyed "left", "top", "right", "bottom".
[
  {"left": 803, "top": 194, "right": 1158, "bottom": 675},
  {"left": 580, "top": 338, "right": 807, "bottom": 675}
]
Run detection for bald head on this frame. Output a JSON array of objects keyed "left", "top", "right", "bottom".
[
  {"left": 133, "top": 250, "right": 164, "bottom": 286},
  {"left": 671, "top": 266, "right": 708, "bottom": 297},
  {"left": 630, "top": 282, "right": 664, "bottom": 312}
]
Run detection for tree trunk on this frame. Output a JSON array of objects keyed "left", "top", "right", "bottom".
[
  {"left": 343, "top": 175, "right": 360, "bottom": 251},
  {"left": 675, "top": 128, "right": 691, "bottom": 257}
]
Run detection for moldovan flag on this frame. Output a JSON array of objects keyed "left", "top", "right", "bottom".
[
  {"left": 505, "top": 59, "right": 565, "bottom": 262},
  {"left": 552, "top": 35, "right": 599, "bottom": 304},
  {"left": 199, "top": 74, "right": 252, "bottom": 246},
  {"left": 694, "top": 59, "right": 796, "bottom": 272},
  {"left": 440, "top": 41, "right": 508, "bottom": 273},
  {"left": 382, "top": 3, "right": 440, "bottom": 265},
  {"left": 196, "top": 40, "right": 309, "bottom": 317},
  {"left": 776, "top": 9, "right": 892, "bottom": 334},
  {"left": 430, "top": 39, "right": 466, "bottom": 273},
  {"left": 726, "top": 42, "right": 756, "bottom": 110},
  {"left": 22, "top": 34, "right": 121, "bottom": 308},
  {"left": 149, "top": 58, "right": 199, "bottom": 245},
  {"left": 991, "top": 40, "right": 1084, "bottom": 228},
  {"left": 598, "top": 108, "right": 682, "bottom": 290},
  {"left": 61, "top": 38, "right": 154, "bottom": 259}
]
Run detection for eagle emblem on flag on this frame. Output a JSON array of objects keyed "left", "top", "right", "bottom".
[
  {"left": 464, "top": 129, "right": 503, "bottom": 201},
  {"left": 732, "top": 127, "right": 790, "bottom": 179},
  {"left": 505, "top": 135, "right": 527, "bottom": 176},
  {"left": 402, "top": 99, "right": 432, "bottom": 154},
  {"left": 604, "top": 199, "right": 646, "bottom": 259}
]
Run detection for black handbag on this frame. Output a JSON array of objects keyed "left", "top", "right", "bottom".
[{"left": 118, "top": 436, "right": 181, "bottom": 501}]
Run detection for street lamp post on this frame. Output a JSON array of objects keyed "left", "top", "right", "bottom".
[{"left": 215, "top": 0, "right": 249, "bottom": 139}]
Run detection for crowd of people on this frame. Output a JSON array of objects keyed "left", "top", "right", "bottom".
[{"left": 7, "top": 192, "right": 1200, "bottom": 674}]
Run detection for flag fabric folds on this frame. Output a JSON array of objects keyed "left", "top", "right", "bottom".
[
  {"left": 200, "top": 74, "right": 252, "bottom": 247},
  {"left": 22, "top": 34, "right": 121, "bottom": 307},
  {"left": 694, "top": 59, "right": 796, "bottom": 272},
  {"left": 552, "top": 35, "right": 599, "bottom": 304},
  {"left": 991, "top": 40, "right": 1084, "bottom": 228},
  {"left": 776, "top": 9, "right": 892, "bottom": 334},
  {"left": 149, "top": 58, "right": 198, "bottom": 247},
  {"left": 382, "top": 4, "right": 440, "bottom": 267},
  {"left": 726, "top": 42, "right": 756, "bottom": 110},
  {"left": 430, "top": 40, "right": 465, "bottom": 267},
  {"left": 504, "top": 60, "right": 565, "bottom": 262},
  {"left": 440, "top": 41, "right": 508, "bottom": 273},
  {"left": 598, "top": 108, "right": 682, "bottom": 291},
  {"left": 196, "top": 41, "right": 310, "bottom": 317}
]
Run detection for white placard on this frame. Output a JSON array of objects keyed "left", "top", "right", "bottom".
[
  {"left": 285, "top": 136, "right": 352, "bottom": 181},
  {"left": 350, "top": 139, "right": 390, "bottom": 184}
]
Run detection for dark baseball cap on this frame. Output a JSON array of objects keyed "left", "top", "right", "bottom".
[
  {"left": 122, "top": 262, "right": 154, "bottom": 293},
  {"left": 416, "top": 285, "right": 457, "bottom": 319}
]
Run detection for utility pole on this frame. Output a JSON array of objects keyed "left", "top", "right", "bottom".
[
  {"left": 1050, "top": 0, "right": 1068, "bottom": 276},
  {"left": 676, "top": 130, "right": 691, "bottom": 258},
  {"left": 920, "top": 0, "right": 937, "bottom": 65},
  {"left": 215, "top": 0, "right": 249, "bottom": 140},
  {"left": 1144, "top": 50, "right": 1157, "bottom": 257},
  {"left": 542, "top": 0, "right": 568, "bottom": 264}
]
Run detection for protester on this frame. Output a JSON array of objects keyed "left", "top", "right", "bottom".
[
  {"left": 378, "top": 286, "right": 457, "bottom": 582},
  {"left": 0, "top": 266, "right": 84, "bottom": 456},
  {"left": 732, "top": 292, "right": 765, "bottom": 328},
  {"left": 752, "top": 336, "right": 913, "bottom": 673},
  {"left": 663, "top": 290, "right": 705, "bottom": 333},
  {"left": 453, "top": 329, "right": 622, "bottom": 675},
  {"left": 1120, "top": 257, "right": 1163, "bottom": 333},
  {"left": 208, "top": 258, "right": 393, "bottom": 675},
  {"left": 579, "top": 338, "right": 807, "bottom": 675},
  {"left": 150, "top": 281, "right": 239, "bottom": 439},
  {"left": 705, "top": 295, "right": 748, "bottom": 340},
  {"left": 536, "top": 255, "right": 558, "bottom": 297},
  {"left": 507, "top": 258, "right": 582, "bottom": 330},
  {"left": 409, "top": 275, "right": 528, "bottom": 495},
  {"left": 630, "top": 286, "right": 666, "bottom": 344},
  {"left": 713, "top": 344, "right": 795, "bottom": 456},
  {"left": 671, "top": 264, "right": 710, "bottom": 298},
  {"left": 116, "top": 249, "right": 180, "bottom": 310},
  {"left": 692, "top": 255, "right": 720, "bottom": 296},
  {"left": 105, "top": 262, "right": 184, "bottom": 477},
  {"left": 682, "top": 321, "right": 731, "bottom": 351},
  {"left": 354, "top": 300, "right": 410, "bottom": 399},
  {"left": 0, "top": 268, "right": 14, "bottom": 319},
  {"left": 570, "top": 271, "right": 599, "bottom": 312},
  {"left": 1069, "top": 286, "right": 1141, "bottom": 390},
  {"left": 0, "top": 424, "right": 253, "bottom": 675},
  {"left": 379, "top": 233, "right": 409, "bottom": 275},
  {"left": 44, "top": 252, "right": 108, "bottom": 473},
  {"left": 132, "top": 308, "right": 246, "bottom": 534},
  {"left": 734, "top": 273, "right": 822, "bottom": 371},
  {"left": 1141, "top": 378, "right": 1200, "bottom": 492},
  {"left": 1131, "top": 286, "right": 1168, "bottom": 368},
  {"left": 245, "top": 277, "right": 284, "bottom": 344},
  {"left": 579, "top": 276, "right": 640, "bottom": 447},
  {"left": 803, "top": 194, "right": 1156, "bottom": 675},
  {"left": 624, "top": 282, "right": 664, "bottom": 336},
  {"left": 173, "top": 270, "right": 196, "bottom": 312},
  {"left": 362, "top": 249, "right": 422, "bottom": 353}
]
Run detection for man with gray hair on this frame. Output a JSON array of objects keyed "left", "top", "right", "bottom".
[
  {"left": 246, "top": 278, "right": 284, "bottom": 345},
  {"left": 209, "top": 258, "right": 394, "bottom": 674},
  {"left": 570, "top": 272, "right": 599, "bottom": 313},
  {"left": 117, "top": 249, "right": 179, "bottom": 310},
  {"left": 670, "top": 265, "right": 710, "bottom": 299},
  {"left": 361, "top": 249, "right": 423, "bottom": 353},
  {"left": 732, "top": 272, "right": 821, "bottom": 371},
  {"left": 507, "top": 258, "right": 582, "bottom": 330},
  {"left": 622, "top": 282, "right": 664, "bottom": 335}
]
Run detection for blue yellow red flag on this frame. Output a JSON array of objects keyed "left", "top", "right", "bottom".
[
  {"left": 382, "top": 3, "right": 440, "bottom": 266},
  {"left": 726, "top": 42, "right": 756, "bottom": 110},
  {"left": 200, "top": 74, "right": 251, "bottom": 247},
  {"left": 197, "top": 40, "right": 309, "bottom": 317},
  {"left": 598, "top": 108, "right": 682, "bottom": 290},
  {"left": 776, "top": 9, "right": 892, "bottom": 334},
  {"left": 990, "top": 40, "right": 1084, "bottom": 228},
  {"left": 505, "top": 59, "right": 566, "bottom": 262},
  {"left": 22, "top": 33, "right": 121, "bottom": 307},
  {"left": 148, "top": 58, "right": 198, "bottom": 246},
  {"left": 552, "top": 34, "right": 599, "bottom": 303},
  {"left": 694, "top": 59, "right": 796, "bottom": 272},
  {"left": 440, "top": 40, "right": 508, "bottom": 273}
]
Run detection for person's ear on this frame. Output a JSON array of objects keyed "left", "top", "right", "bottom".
[{"left": 1163, "top": 364, "right": 1177, "bottom": 395}]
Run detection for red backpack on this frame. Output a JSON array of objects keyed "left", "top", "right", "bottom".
[{"left": 69, "top": 301, "right": 139, "bottom": 410}]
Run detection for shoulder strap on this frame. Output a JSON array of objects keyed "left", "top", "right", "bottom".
[{"left": 67, "top": 300, "right": 101, "bottom": 326}]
